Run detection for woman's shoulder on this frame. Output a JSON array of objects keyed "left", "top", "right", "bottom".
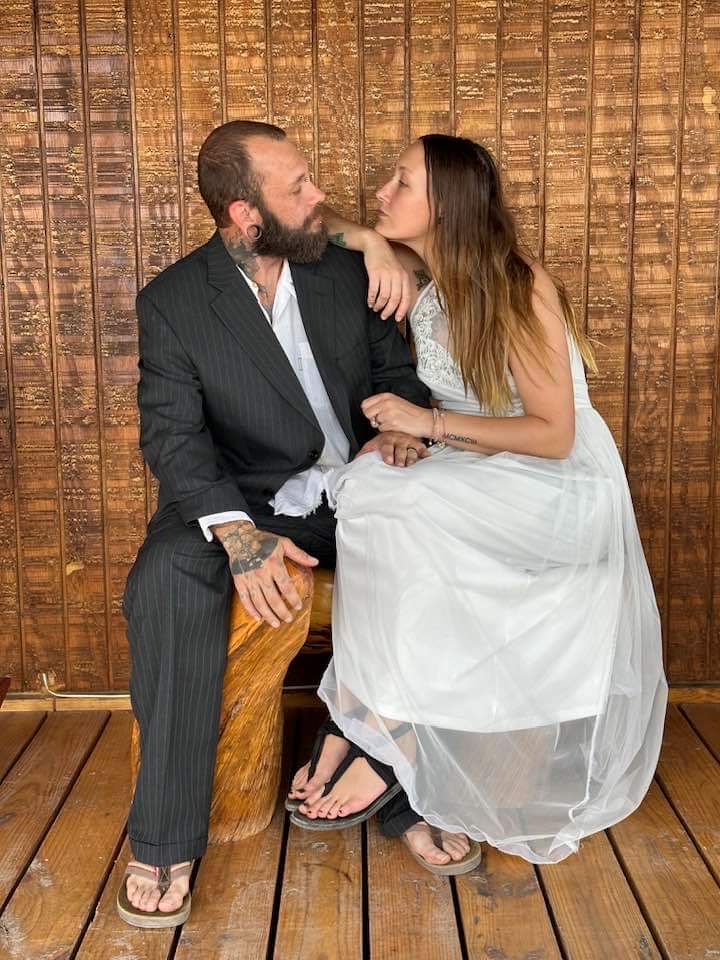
[
  {"left": 519, "top": 255, "right": 565, "bottom": 326},
  {"left": 390, "top": 243, "right": 432, "bottom": 304}
]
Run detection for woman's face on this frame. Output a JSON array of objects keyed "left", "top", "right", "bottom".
[{"left": 374, "top": 141, "right": 432, "bottom": 249}]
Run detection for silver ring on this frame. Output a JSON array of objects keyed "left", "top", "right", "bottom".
[{"left": 370, "top": 417, "right": 379, "bottom": 428}]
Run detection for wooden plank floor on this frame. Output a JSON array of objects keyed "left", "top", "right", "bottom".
[{"left": 1, "top": 704, "right": 720, "bottom": 959}]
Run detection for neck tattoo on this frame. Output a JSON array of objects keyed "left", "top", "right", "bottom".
[{"left": 221, "top": 227, "right": 261, "bottom": 281}]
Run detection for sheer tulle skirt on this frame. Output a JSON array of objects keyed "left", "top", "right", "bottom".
[{"left": 318, "top": 409, "right": 667, "bottom": 863}]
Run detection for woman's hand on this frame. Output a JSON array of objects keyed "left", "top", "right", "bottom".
[
  {"left": 362, "top": 393, "right": 434, "bottom": 438},
  {"left": 362, "top": 235, "right": 413, "bottom": 322}
]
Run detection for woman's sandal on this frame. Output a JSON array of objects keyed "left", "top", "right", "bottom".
[
  {"left": 116, "top": 861, "right": 193, "bottom": 928},
  {"left": 289, "top": 745, "right": 401, "bottom": 831},
  {"left": 402, "top": 828, "right": 483, "bottom": 876},
  {"left": 285, "top": 717, "right": 349, "bottom": 812}
]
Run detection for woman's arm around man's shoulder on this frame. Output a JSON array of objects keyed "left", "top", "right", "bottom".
[{"left": 320, "top": 204, "right": 430, "bottom": 323}]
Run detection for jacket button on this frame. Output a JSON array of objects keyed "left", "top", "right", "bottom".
[{"left": 309, "top": 449, "right": 320, "bottom": 461}]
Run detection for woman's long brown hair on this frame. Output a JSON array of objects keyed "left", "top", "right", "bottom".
[{"left": 420, "top": 134, "right": 596, "bottom": 414}]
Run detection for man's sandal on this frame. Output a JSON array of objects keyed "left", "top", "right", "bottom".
[
  {"left": 285, "top": 717, "right": 349, "bottom": 812},
  {"left": 289, "top": 745, "right": 401, "bottom": 831},
  {"left": 116, "top": 861, "right": 193, "bottom": 928},
  {"left": 402, "top": 828, "right": 483, "bottom": 876}
]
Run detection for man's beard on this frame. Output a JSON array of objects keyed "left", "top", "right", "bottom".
[{"left": 253, "top": 199, "right": 328, "bottom": 263}]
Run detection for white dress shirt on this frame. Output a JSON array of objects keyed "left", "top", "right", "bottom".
[{"left": 198, "top": 260, "right": 350, "bottom": 541}]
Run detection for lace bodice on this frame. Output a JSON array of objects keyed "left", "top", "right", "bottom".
[{"left": 409, "top": 282, "right": 592, "bottom": 415}]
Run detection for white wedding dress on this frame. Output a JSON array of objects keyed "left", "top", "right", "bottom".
[{"left": 319, "top": 282, "right": 668, "bottom": 864}]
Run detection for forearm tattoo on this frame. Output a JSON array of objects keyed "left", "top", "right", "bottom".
[
  {"left": 414, "top": 269, "right": 431, "bottom": 290},
  {"left": 328, "top": 232, "right": 347, "bottom": 247},
  {"left": 217, "top": 523, "right": 279, "bottom": 575},
  {"left": 446, "top": 433, "right": 479, "bottom": 446}
]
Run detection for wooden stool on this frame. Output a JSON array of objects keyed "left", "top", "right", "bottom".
[{"left": 131, "top": 563, "right": 334, "bottom": 843}]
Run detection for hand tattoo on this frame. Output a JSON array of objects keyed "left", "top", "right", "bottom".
[
  {"left": 414, "top": 269, "right": 431, "bottom": 290},
  {"left": 328, "top": 232, "right": 347, "bottom": 247},
  {"left": 216, "top": 522, "right": 280, "bottom": 575},
  {"left": 446, "top": 433, "right": 478, "bottom": 445}
]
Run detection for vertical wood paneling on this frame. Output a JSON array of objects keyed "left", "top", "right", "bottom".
[
  {"left": 1, "top": 2, "right": 720, "bottom": 689},
  {"left": 84, "top": 0, "right": 147, "bottom": 689},
  {"left": 668, "top": 0, "right": 720, "bottom": 681},
  {"left": 0, "top": 7, "right": 26, "bottom": 689},
  {"left": 454, "top": 0, "right": 498, "bottom": 149},
  {"left": 224, "top": 0, "right": 268, "bottom": 121},
  {"left": 542, "top": 0, "right": 591, "bottom": 320},
  {"left": 362, "top": 1, "right": 408, "bottom": 220},
  {"left": 1, "top": 0, "right": 66, "bottom": 691},
  {"left": 130, "top": 0, "right": 181, "bottom": 282},
  {"left": 408, "top": 0, "right": 452, "bottom": 138},
  {"left": 131, "top": 0, "right": 182, "bottom": 522},
  {"left": 177, "top": 0, "right": 222, "bottom": 252},
  {"left": 584, "top": 0, "right": 638, "bottom": 451},
  {"left": 627, "top": 0, "right": 684, "bottom": 660},
  {"left": 38, "top": 0, "right": 109, "bottom": 690},
  {"left": 316, "top": 0, "right": 361, "bottom": 218},
  {"left": 500, "top": 0, "right": 545, "bottom": 252},
  {"left": 268, "top": 2, "right": 315, "bottom": 171}
]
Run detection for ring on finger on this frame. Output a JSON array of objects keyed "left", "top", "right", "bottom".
[{"left": 370, "top": 417, "right": 379, "bottom": 429}]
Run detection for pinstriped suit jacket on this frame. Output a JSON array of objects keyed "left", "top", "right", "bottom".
[{"left": 136, "top": 231, "right": 431, "bottom": 526}]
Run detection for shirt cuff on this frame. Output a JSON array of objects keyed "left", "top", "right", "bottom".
[{"left": 198, "top": 511, "right": 254, "bottom": 542}]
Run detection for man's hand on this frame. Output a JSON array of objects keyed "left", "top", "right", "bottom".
[
  {"left": 356, "top": 430, "right": 429, "bottom": 467},
  {"left": 362, "top": 394, "right": 434, "bottom": 439},
  {"left": 362, "top": 235, "right": 412, "bottom": 322},
  {"left": 211, "top": 520, "right": 318, "bottom": 628}
]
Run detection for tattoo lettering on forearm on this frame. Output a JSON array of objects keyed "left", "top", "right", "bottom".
[
  {"left": 446, "top": 433, "right": 479, "bottom": 445},
  {"left": 414, "top": 269, "right": 431, "bottom": 290},
  {"left": 328, "top": 232, "right": 347, "bottom": 247},
  {"left": 217, "top": 525, "right": 279, "bottom": 575}
]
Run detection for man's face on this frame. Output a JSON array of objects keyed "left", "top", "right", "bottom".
[{"left": 247, "top": 137, "right": 328, "bottom": 262}]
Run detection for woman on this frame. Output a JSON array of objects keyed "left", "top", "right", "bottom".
[{"left": 289, "top": 134, "right": 667, "bottom": 867}]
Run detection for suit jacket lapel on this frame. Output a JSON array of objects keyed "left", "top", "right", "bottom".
[
  {"left": 291, "top": 263, "right": 355, "bottom": 446},
  {"left": 205, "top": 233, "right": 319, "bottom": 430}
]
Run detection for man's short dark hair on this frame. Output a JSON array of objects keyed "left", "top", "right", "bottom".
[{"left": 198, "top": 120, "right": 286, "bottom": 227}]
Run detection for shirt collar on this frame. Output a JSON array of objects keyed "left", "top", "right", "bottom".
[{"left": 236, "top": 259, "right": 297, "bottom": 302}]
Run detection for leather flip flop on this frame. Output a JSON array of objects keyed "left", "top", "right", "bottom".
[
  {"left": 289, "top": 746, "right": 401, "bottom": 831},
  {"left": 116, "top": 861, "right": 193, "bottom": 928},
  {"left": 403, "top": 828, "right": 483, "bottom": 876}
]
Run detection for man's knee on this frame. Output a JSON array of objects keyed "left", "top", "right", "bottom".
[{"left": 124, "top": 518, "right": 228, "bottom": 619}]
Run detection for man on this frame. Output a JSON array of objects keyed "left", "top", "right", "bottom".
[{"left": 117, "top": 120, "right": 430, "bottom": 927}]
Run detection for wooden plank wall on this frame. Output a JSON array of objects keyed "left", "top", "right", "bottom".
[{"left": 0, "top": 0, "right": 719, "bottom": 691}]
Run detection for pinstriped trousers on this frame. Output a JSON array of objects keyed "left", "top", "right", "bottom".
[{"left": 123, "top": 501, "right": 337, "bottom": 866}]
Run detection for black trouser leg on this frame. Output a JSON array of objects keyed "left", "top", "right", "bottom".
[
  {"left": 376, "top": 791, "right": 423, "bottom": 838},
  {"left": 124, "top": 507, "right": 233, "bottom": 866},
  {"left": 124, "top": 500, "right": 338, "bottom": 866}
]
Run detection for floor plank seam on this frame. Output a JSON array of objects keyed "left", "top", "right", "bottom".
[
  {"left": 449, "top": 876, "right": 470, "bottom": 960},
  {"left": 605, "top": 818, "right": 670, "bottom": 960},
  {"left": 653, "top": 769, "right": 720, "bottom": 889},
  {"left": 533, "top": 862, "right": 570, "bottom": 960},
  {"left": 69, "top": 825, "right": 130, "bottom": 960},
  {"left": 264, "top": 714, "right": 301, "bottom": 960},
  {"left": 0, "top": 712, "right": 111, "bottom": 917},
  {"left": 678, "top": 704, "right": 720, "bottom": 764},
  {"left": 361, "top": 820, "right": 370, "bottom": 960},
  {"left": 0, "top": 713, "right": 49, "bottom": 788},
  {"left": 167, "top": 860, "right": 202, "bottom": 960}
]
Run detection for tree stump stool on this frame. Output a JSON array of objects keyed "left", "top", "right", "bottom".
[{"left": 131, "top": 562, "right": 335, "bottom": 843}]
